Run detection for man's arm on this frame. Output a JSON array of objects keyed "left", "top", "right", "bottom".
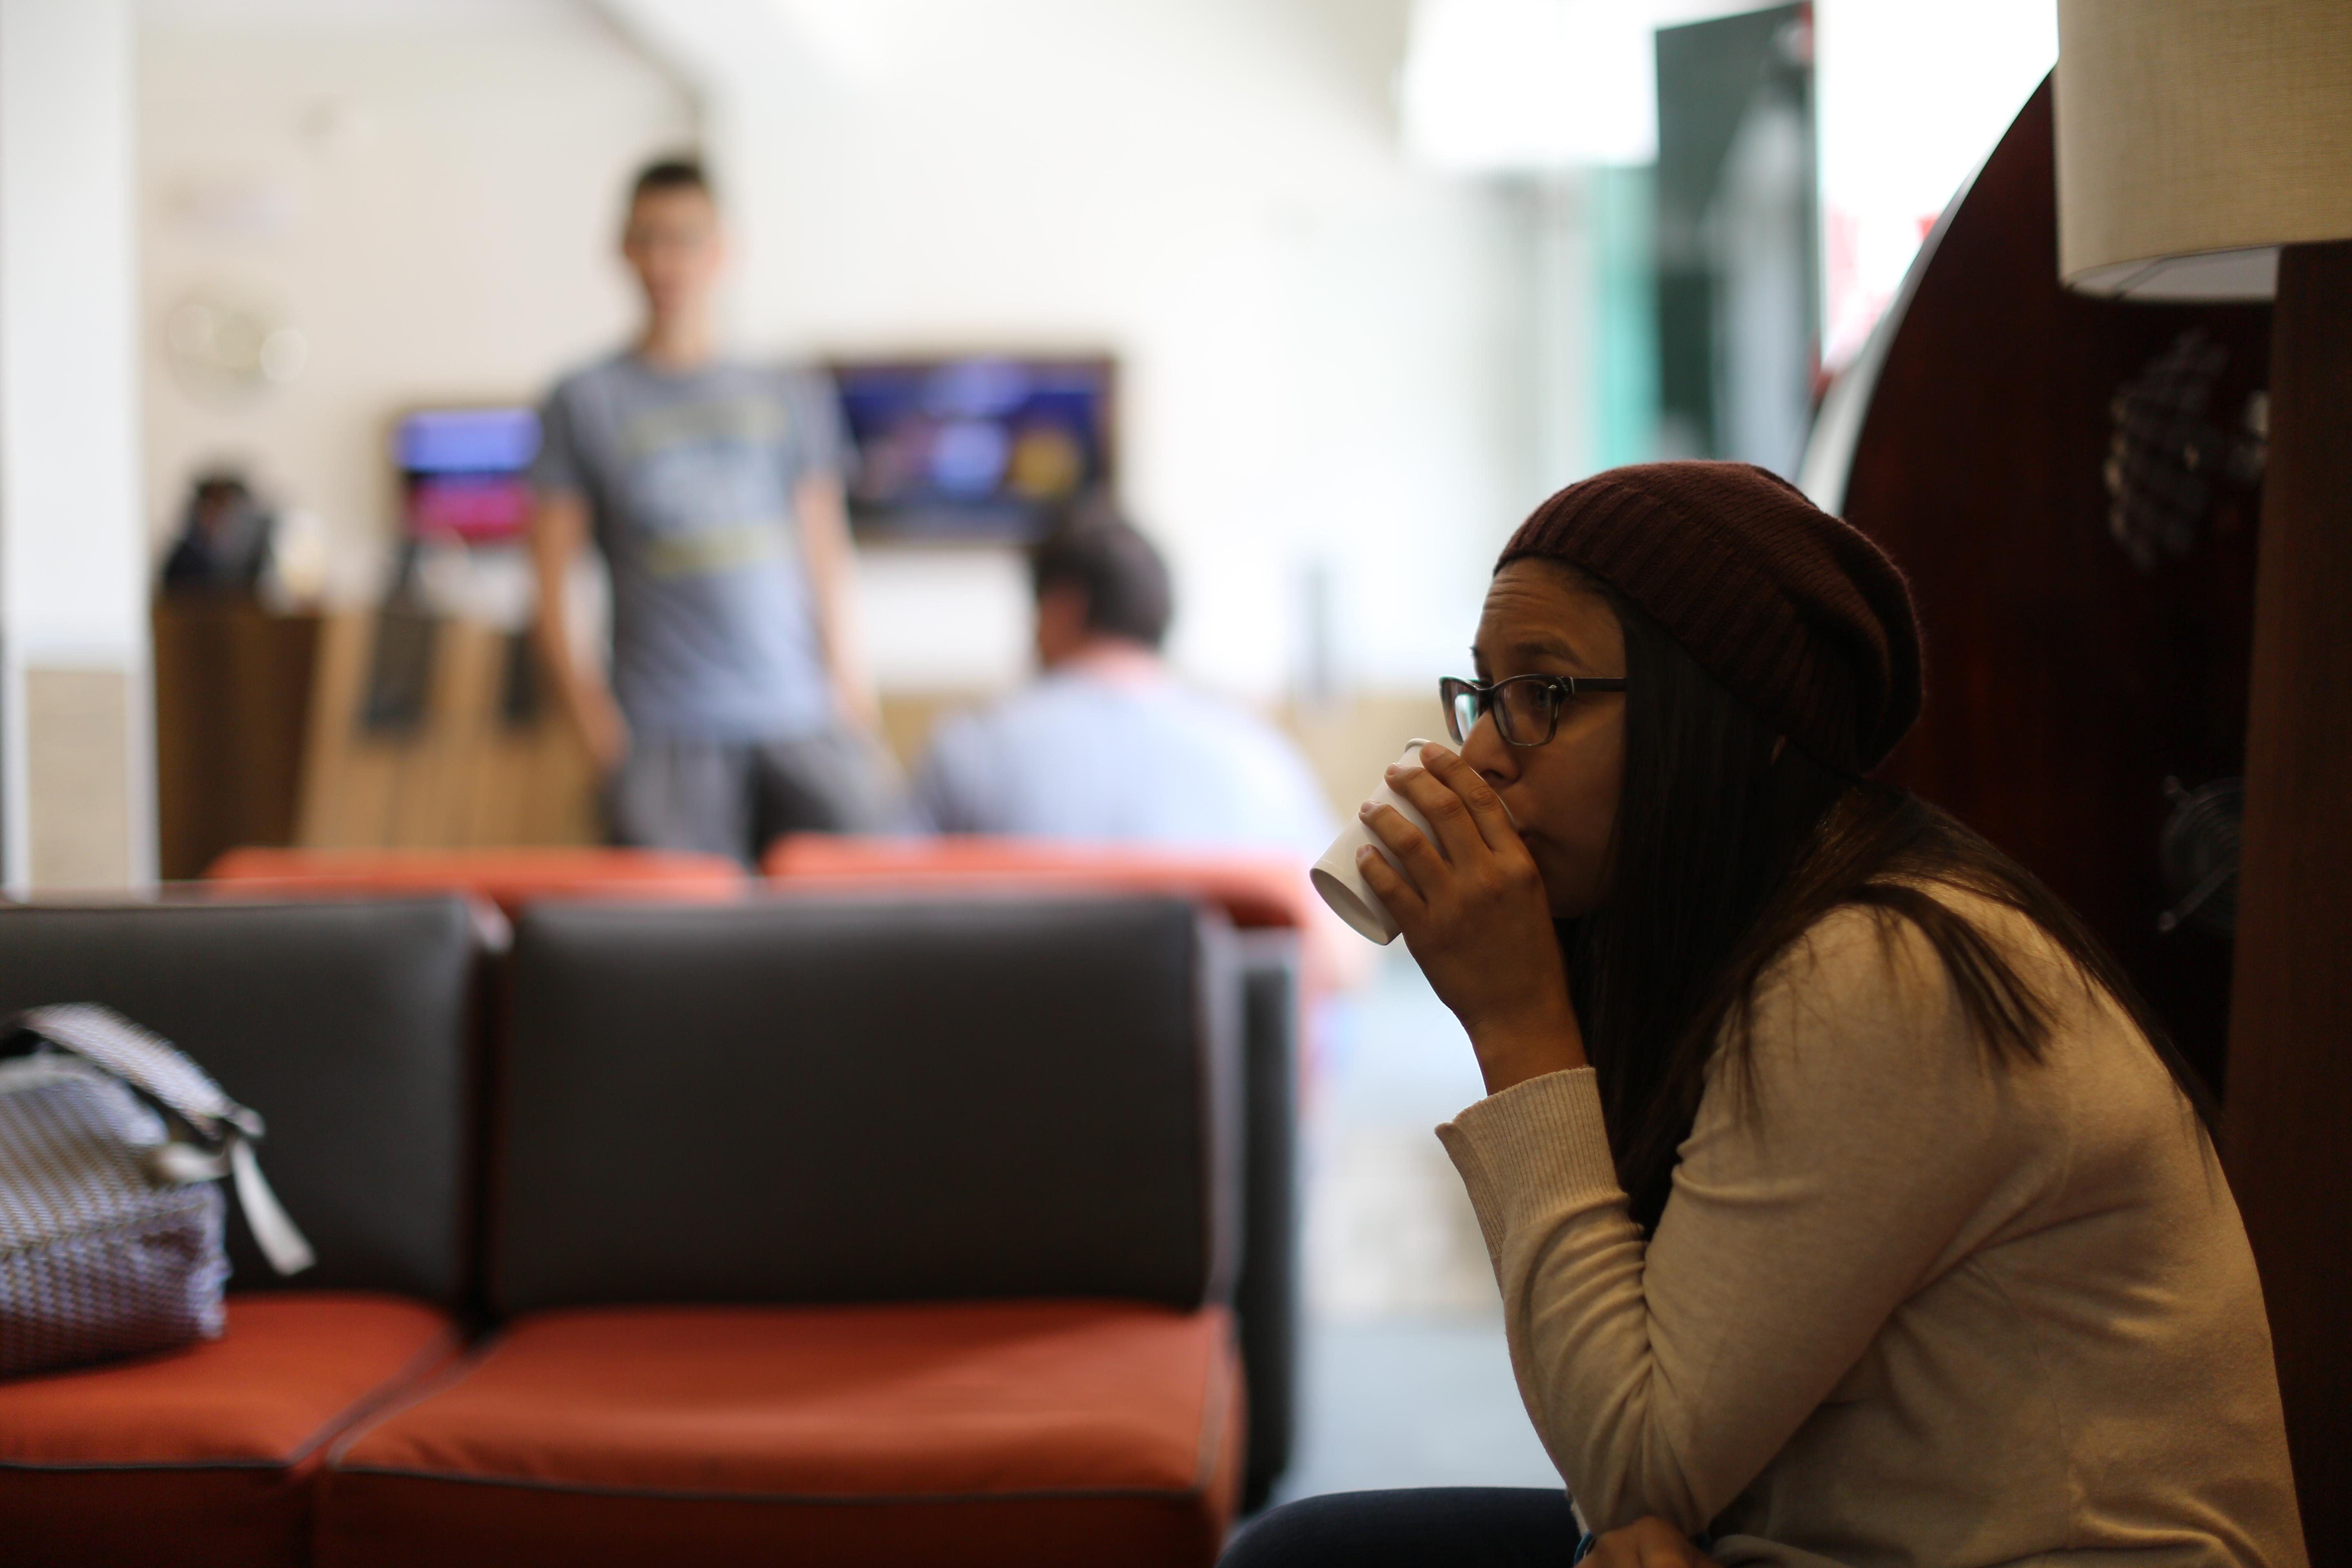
[
  {"left": 528, "top": 491, "right": 628, "bottom": 773},
  {"left": 794, "top": 472, "right": 879, "bottom": 731}
]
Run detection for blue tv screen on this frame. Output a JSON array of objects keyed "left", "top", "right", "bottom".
[
  {"left": 395, "top": 405, "right": 541, "bottom": 543},
  {"left": 831, "top": 356, "right": 1114, "bottom": 544}
]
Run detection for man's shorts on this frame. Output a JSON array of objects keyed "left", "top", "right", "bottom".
[{"left": 606, "top": 727, "right": 904, "bottom": 864}]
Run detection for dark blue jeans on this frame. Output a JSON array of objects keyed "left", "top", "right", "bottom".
[{"left": 1221, "top": 1488, "right": 1585, "bottom": 1566}]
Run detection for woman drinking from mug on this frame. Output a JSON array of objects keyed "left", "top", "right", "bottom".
[{"left": 1226, "top": 464, "right": 2303, "bottom": 1568}]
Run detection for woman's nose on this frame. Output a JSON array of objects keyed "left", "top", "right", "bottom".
[{"left": 1461, "top": 712, "right": 1517, "bottom": 785}]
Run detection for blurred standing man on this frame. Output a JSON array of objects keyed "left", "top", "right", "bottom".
[{"left": 530, "top": 158, "right": 898, "bottom": 862}]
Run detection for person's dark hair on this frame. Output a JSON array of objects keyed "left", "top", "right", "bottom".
[
  {"left": 630, "top": 156, "right": 713, "bottom": 206},
  {"left": 1031, "top": 511, "right": 1174, "bottom": 649},
  {"left": 1555, "top": 568, "right": 2216, "bottom": 1232}
]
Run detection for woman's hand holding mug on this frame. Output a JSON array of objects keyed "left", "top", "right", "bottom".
[
  {"left": 1586, "top": 1517, "right": 1716, "bottom": 1568},
  {"left": 1356, "top": 742, "right": 1587, "bottom": 1094}
]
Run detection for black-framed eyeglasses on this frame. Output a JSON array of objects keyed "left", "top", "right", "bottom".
[{"left": 1440, "top": 673, "right": 1628, "bottom": 748}]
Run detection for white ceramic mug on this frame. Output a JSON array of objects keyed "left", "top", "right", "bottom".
[{"left": 1311, "top": 737, "right": 1457, "bottom": 944}]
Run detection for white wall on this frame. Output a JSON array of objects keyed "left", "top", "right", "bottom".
[
  {"left": 0, "top": 0, "right": 149, "bottom": 889},
  {"left": 137, "top": 0, "right": 699, "bottom": 595},
  {"left": 609, "top": 0, "right": 1544, "bottom": 702},
  {"left": 139, "top": 0, "right": 1551, "bottom": 707}
]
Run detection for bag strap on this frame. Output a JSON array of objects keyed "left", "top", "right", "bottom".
[
  {"left": 226, "top": 1139, "right": 316, "bottom": 1276},
  {"left": 12, "top": 1004, "right": 315, "bottom": 1276},
  {"left": 17, "top": 1004, "right": 241, "bottom": 1132}
]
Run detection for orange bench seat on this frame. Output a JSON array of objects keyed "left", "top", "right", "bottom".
[
  {"left": 319, "top": 1299, "right": 1243, "bottom": 1568},
  {"left": 0, "top": 1293, "right": 459, "bottom": 1568},
  {"left": 763, "top": 834, "right": 1314, "bottom": 930},
  {"left": 204, "top": 846, "right": 747, "bottom": 918}
]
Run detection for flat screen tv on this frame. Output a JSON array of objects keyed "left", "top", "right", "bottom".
[
  {"left": 831, "top": 356, "right": 1114, "bottom": 544},
  {"left": 396, "top": 405, "right": 541, "bottom": 544}
]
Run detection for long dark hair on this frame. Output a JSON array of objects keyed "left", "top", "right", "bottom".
[{"left": 1565, "top": 589, "right": 2215, "bottom": 1232}]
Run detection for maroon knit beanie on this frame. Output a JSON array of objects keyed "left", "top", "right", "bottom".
[{"left": 1496, "top": 461, "right": 1922, "bottom": 773}]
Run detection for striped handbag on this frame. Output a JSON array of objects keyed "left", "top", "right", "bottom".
[{"left": 0, "top": 1004, "right": 312, "bottom": 1378}]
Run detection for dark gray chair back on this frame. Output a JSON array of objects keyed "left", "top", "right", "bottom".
[
  {"left": 493, "top": 894, "right": 1238, "bottom": 1317},
  {"left": 1232, "top": 929, "right": 1302, "bottom": 1506},
  {"left": 0, "top": 898, "right": 481, "bottom": 1305}
]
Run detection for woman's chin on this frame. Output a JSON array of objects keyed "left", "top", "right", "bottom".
[{"left": 1540, "top": 877, "right": 1604, "bottom": 922}]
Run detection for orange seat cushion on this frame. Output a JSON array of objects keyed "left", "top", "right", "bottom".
[
  {"left": 204, "top": 847, "right": 746, "bottom": 917},
  {"left": 764, "top": 833, "right": 1313, "bottom": 931},
  {"left": 320, "top": 1300, "right": 1243, "bottom": 1568},
  {"left": 0, "top": 1292, "right": 458, "bottom": 1568}
]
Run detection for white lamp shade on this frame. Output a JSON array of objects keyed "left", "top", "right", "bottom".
[{"left": 2055, "top": 0, "right": 2352, "bottom": 299}]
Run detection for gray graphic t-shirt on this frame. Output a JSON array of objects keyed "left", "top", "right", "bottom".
[{"left": 532, "top": 354, "right": 846, "bottom": 740}]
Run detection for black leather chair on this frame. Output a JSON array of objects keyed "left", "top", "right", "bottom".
[
  {"left": 0, "top": 897, "right": 485, "bottom": 1568},
  {"left": 1233, "top": 929, "right": 1303, "bottom": 1509},
  {"left": 319, "top": 892, "right": 1251, "bottom": 1568},
  {"left": 492, "top": 893, "right": 1242, "bottom": 1314}
]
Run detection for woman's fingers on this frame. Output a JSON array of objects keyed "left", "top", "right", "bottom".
[
  {"left": 1382, "top": 760, "right": 1489, "bottom": 865},
  {"left": 1359, "top": 800, "right": 1449, "bottom": 893},
  {"left": 1588, "top": 1531, "right": 1634, "bottom": 1568},
  {"left": 1586, "top": 1518, "right": 1711, "bottom": 1568},
  {"left": 1354, "top": 840, "right": 1425, "bottom": 925},
  {"left": 1420, "top": 743, "right": 1520, "bottom": 853}
]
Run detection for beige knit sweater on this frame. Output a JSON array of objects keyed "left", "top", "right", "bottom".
[{"left": 1438, "top": 891, "right": 2307, "bottom": 1567}]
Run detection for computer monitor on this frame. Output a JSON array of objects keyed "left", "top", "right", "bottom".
[
  {"left": 832, "top": 356, "right": 1114, "bottom": 544},
  {"left": 396, "top": 406, "right": 541, "bottom": 544}
]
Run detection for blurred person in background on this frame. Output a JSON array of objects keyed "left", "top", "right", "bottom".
[
  {"left": 910, "top": 508, "right": 1335, "bottom": 863},
  {"left": 529, "top": 156, "right": 897, "bottom": 864},
  {"left": 160, "top": 471, "right": 272, "bottom": 595}
]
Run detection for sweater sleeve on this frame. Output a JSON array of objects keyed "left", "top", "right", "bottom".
[{"left": 1437, "top": 905, "right": 2043, "bottom": 1535}]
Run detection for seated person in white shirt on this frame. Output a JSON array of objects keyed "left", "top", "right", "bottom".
[{"left": 908, "top": 512, "right": 1335, "bottom": 865}]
